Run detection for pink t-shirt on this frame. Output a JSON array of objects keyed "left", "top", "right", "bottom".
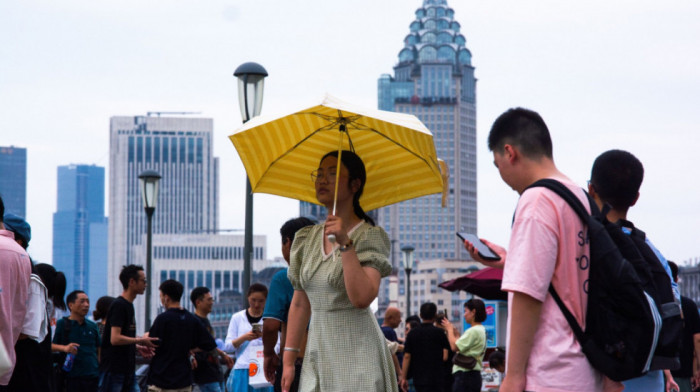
[
  {"left": 0, "top": 229, "right": 32, "bottom": 385},
  {"left": 501, "top": 178, "right": 620, "bottom": 392}
]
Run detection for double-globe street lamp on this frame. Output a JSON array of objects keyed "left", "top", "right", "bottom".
[
  {"left": 234, "top": 62, "right": 268, "bottom": 306},
  {"left": 401, "top": 245, "right": 416, "bottom": 318},
  {"left": 139, "top": 170, "right": 161, "bottom": 330}
]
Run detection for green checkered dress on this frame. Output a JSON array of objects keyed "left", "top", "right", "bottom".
[{"left": 288, "top": 222, "right": 398, "bottom": 392}]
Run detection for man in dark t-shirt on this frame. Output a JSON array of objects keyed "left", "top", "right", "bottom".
[
  {"left": 381, "top": 306, "right": 403, "bottom": 366},
  {"left": 147, "top": 280, "right": 217, "bottom": 390},
  {"left": 400, "top": 302, "right": 449, "bottom": 392},
  {"left": 98, "top": 265, "right": 157, "bottom": 392},
  {"left": 669, "top": 262, "right": 700, "bottom": 392},
  {"left": 190, "top": 286, "right": 233, "bottom": 392}
]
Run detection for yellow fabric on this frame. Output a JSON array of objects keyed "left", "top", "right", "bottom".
[{"left": 229, "top": 94, "right": 443, "bottom": 211}]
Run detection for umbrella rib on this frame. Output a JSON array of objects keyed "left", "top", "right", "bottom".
[{"left": 346, "top": 119, "right": 439, "bottom": 175}]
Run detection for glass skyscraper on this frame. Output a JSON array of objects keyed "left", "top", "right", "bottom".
[
  {"left": 52, "top": 164, "right": 108, "bottom": 301},
  {"left": 108, "top": 116, "right": 219, "bottom": 297},
  {"left": 0, "top": 146, "right": 27, "bottom": 217},
  {"left": 377, "top": 0, "right": 477, "bottom": 265}
]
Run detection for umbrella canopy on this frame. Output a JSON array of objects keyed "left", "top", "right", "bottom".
[
  {"left": 438, "top": 267, "right": 507, "bottom": 301},
  {"left": 229, "top": 94, "right": 446, "bottom": 211}
]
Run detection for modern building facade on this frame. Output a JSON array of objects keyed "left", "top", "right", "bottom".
[
  {"left": 109, "top": 115, "right": 219, "bottom": 330},
  {"left": 377, "top": 0, "right": 477, "bottom": 265},
  {"left": 0, "top": 146, "right": 27, "bottom": 217},
  {"left": 52, "top": 164, "right": 108, "bottom": 301}
]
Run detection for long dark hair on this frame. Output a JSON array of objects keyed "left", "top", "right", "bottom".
[
  {"left": 321, "top": 150, "right": 374, "bottom": 226},
  {"left": 34, "top": 263, "right": 67, "bottom": 311}
]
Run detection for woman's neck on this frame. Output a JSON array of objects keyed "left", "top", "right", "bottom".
[
  {"left": 325, "top": 202, "right": 362, "bottom": 227},
  {"left": 247, "top": 308, "right": 262, "bottom": 318}
]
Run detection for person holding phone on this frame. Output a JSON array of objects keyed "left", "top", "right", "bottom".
[
  {"left": 224, "top": 283, "right": 273, "bottom": 392},
  {"left": 463, "top": 108, "right": 619, "bottom": 392},
  {"left": 441, "top": 299, "right": 487, "bottom": 392}
]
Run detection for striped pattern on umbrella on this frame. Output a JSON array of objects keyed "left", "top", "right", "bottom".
[{"left": 229, "top": 94, "right": 444, "bottom": 211}]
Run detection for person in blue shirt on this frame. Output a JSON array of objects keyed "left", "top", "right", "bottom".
[
  {"left": 589, "top": 149, "right": 681, "bottom": 392},
  {"left": 53, "top": 290, "right": 101, "bottom": 392},
  {"left": 261, "top": 217, "right": 315, "bottom": 392}
]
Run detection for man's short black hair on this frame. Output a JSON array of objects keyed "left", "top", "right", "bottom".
[
  {"left": 159, "top": 279, "right": 184, "bottom": 302},
  {"left": 0, "top": 195, "right": 4, "bottom": 223},
  {"left": 190, "top": 286, "right": 210, "bottom": 307},
  {"left": 66, "top": 290, "right": 87, "bottom": 306},
  {"left": 119, "top": 264, "right": 144, "bottom": 290},
  {"left": 280, "top": 217, "right": 316, "bottom": 243},
  {"left": 590, "top": 149, "right": 644, "bottom": 211},
  {"left": 488, "top": 108, "right": 553, "bottom": 159},
  {"left": 419, "top": 302, "right": 437, "bottom": 321}
]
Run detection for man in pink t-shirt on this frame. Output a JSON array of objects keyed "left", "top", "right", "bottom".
[
  {"left": 462, "top": 108, "right": 620, "bottom": 392},
  {"left": 0, "top": 198, "right": 32, "bottom": 387}
]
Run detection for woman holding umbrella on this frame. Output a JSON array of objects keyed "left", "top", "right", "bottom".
[{"left": 280, "top": 150, "right": 397, "bottom": 392}]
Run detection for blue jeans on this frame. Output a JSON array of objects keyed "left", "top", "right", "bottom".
[
  {"left": 195, "top": 382, "right": 223, "bottom": 392},
  {"left": 98, "top": 371, "right": 140, "bottom": 392}
]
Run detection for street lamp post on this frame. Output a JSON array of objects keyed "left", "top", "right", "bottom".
[
  {"left": 401, "top": 245, "right": 415, "bottom": 318},
  {"left": 234, "top": 62, "right": 268, "bottom": 306},
  {"left": 139, "top": 170, "right": 161, "bottom": 330}
]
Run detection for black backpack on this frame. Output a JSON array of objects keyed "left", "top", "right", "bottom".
[
  {"left": 526, "top": 179, "right": 661, "bottom": 381},
  {"left": 613, "top": 219, "right": 683, "bottom": 371}
]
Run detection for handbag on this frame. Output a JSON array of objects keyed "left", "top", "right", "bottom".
[{"left": 452, "top": 352, "right": 477, "bottom": 369}]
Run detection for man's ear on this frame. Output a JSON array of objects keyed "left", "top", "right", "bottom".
[
  {"left": 630, "top": 192, "right": 640, "bottom": 207},
  {"left": 503, "top": 144, "right": 517, "bottom": 163}
]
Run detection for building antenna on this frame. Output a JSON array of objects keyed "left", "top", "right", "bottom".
[{"left": 146, "top": 111, "right": 202, "bottom": 117}]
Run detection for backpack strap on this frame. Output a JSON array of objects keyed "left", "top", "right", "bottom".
[{"left": 525, "top": 179, "right": 592, "bottom": 345}]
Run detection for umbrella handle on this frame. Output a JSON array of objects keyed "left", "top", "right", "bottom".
[{"left": 327, "top": 130, "right": 343, "bottom": 245}]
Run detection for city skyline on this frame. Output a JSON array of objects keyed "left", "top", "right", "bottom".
[{"left": 2, "top": 0, "right": 699, "bottom": 268}]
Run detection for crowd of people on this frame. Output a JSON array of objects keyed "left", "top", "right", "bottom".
[{"left": 3, "top": 106, "right": 700, "bottom": 392}]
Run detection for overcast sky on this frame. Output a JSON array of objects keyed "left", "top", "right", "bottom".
[{"left": 1, "top": 0, "right": 699, "bottom": 267}]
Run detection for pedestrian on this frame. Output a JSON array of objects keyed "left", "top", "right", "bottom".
[
  {"left": 93, "top": 296, "right": 116, "bottom": 339},
  {"left": 3, "top": 214, "right": 52, "bottom": 392},
  {"left": 280, "top": 150, "right": 397, "bottom": 392},
  {"left": 224, "top": 283, "right": 272, "bottom": 392},
  {"left": 191, "top": 286, "right": 234, "bottom": 392},
  {"left": 669, "top": 261, "right": 700, "bottom": 392},
  {"left": 381, "top": 306, "right": 404, "bottom": 366},
  {"left": 53, "top": 290, "right": 101, "bottom": 392},
  {"left": 0, "top": 200, "right": 32, "bottom": 391},
  {"left": 147, "top": 280, "right": 217, "bottom": 392},
  {"left": 400, "top": 302, "right": 450, "bottom": 392},
  {"left": 98, "top": 264, "right": 158, "bottom": 392},
  {"left": 464, "top": 108, "right": 619, "bottom": 391},
  {"left": 441, "top": 299, "right": 487, "bottom": 392},
  {"left": 262, "top": 217, "right": 314, "bottom": 392},
  {"left": 588, "top": 149, "right": 680, "bottom": 392}
]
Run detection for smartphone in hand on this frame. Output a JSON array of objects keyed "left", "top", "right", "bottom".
[{"left": 456, "top": 232, "right": 501, "bottom": 261}]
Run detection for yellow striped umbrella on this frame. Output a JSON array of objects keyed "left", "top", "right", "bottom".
[{"left": 229, "top": 94, "right": 446, "bottom": 212}]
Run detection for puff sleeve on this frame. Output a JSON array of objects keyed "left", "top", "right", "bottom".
[
  {"left": 353, "top": 225, "right": 392, "bottom": 278},
  {"left": 287, "top": 225, "right": 314, "bottom": 290}
]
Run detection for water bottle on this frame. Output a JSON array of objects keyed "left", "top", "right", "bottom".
[{"left": 62, "top": 352, "right": 75, "bottom": 372}]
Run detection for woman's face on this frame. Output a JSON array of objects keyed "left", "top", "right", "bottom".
[
  {"left": 463, "top": 306, "right": 476, "bottom": 324},
  {"left": 248, "top": 291, "right": 267, "bottom": 314},
  {"left": 314, "top": 156, "right": 357, "bottom": 207},
  {"left": 405, "top": 324, "right": 412, "bottom": 335}
]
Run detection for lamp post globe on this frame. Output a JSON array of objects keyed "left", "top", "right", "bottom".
[
  {"left": 235, "top": 62, "right": 268, "bottom": 307},
  {"left": 138, "top": 170, "right": 161, "bottom": 330},
  {"left": 401, "top": 245, "right": 415, "bottom": 318}
]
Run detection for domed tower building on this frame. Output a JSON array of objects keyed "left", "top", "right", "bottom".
[{"left": 378, "top": 0, "right": 477, "bottom": 267}]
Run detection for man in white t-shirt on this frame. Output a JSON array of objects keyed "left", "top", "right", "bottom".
[{"left": 462, "top": 108, "right": 620, "bottom": 392}]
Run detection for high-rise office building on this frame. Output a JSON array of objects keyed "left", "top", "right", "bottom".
[
  {"left": 0, "top": 146, "right": 27, "bottom": 217},
  {"left": 378, "top": 0, "right": 477, "bottom": 265},
  {"left": 52, "top": 164, "right": 108, "bottom": 301},
  {"left": 108, "top": 115, "right": 219, "bottom": 302}
]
